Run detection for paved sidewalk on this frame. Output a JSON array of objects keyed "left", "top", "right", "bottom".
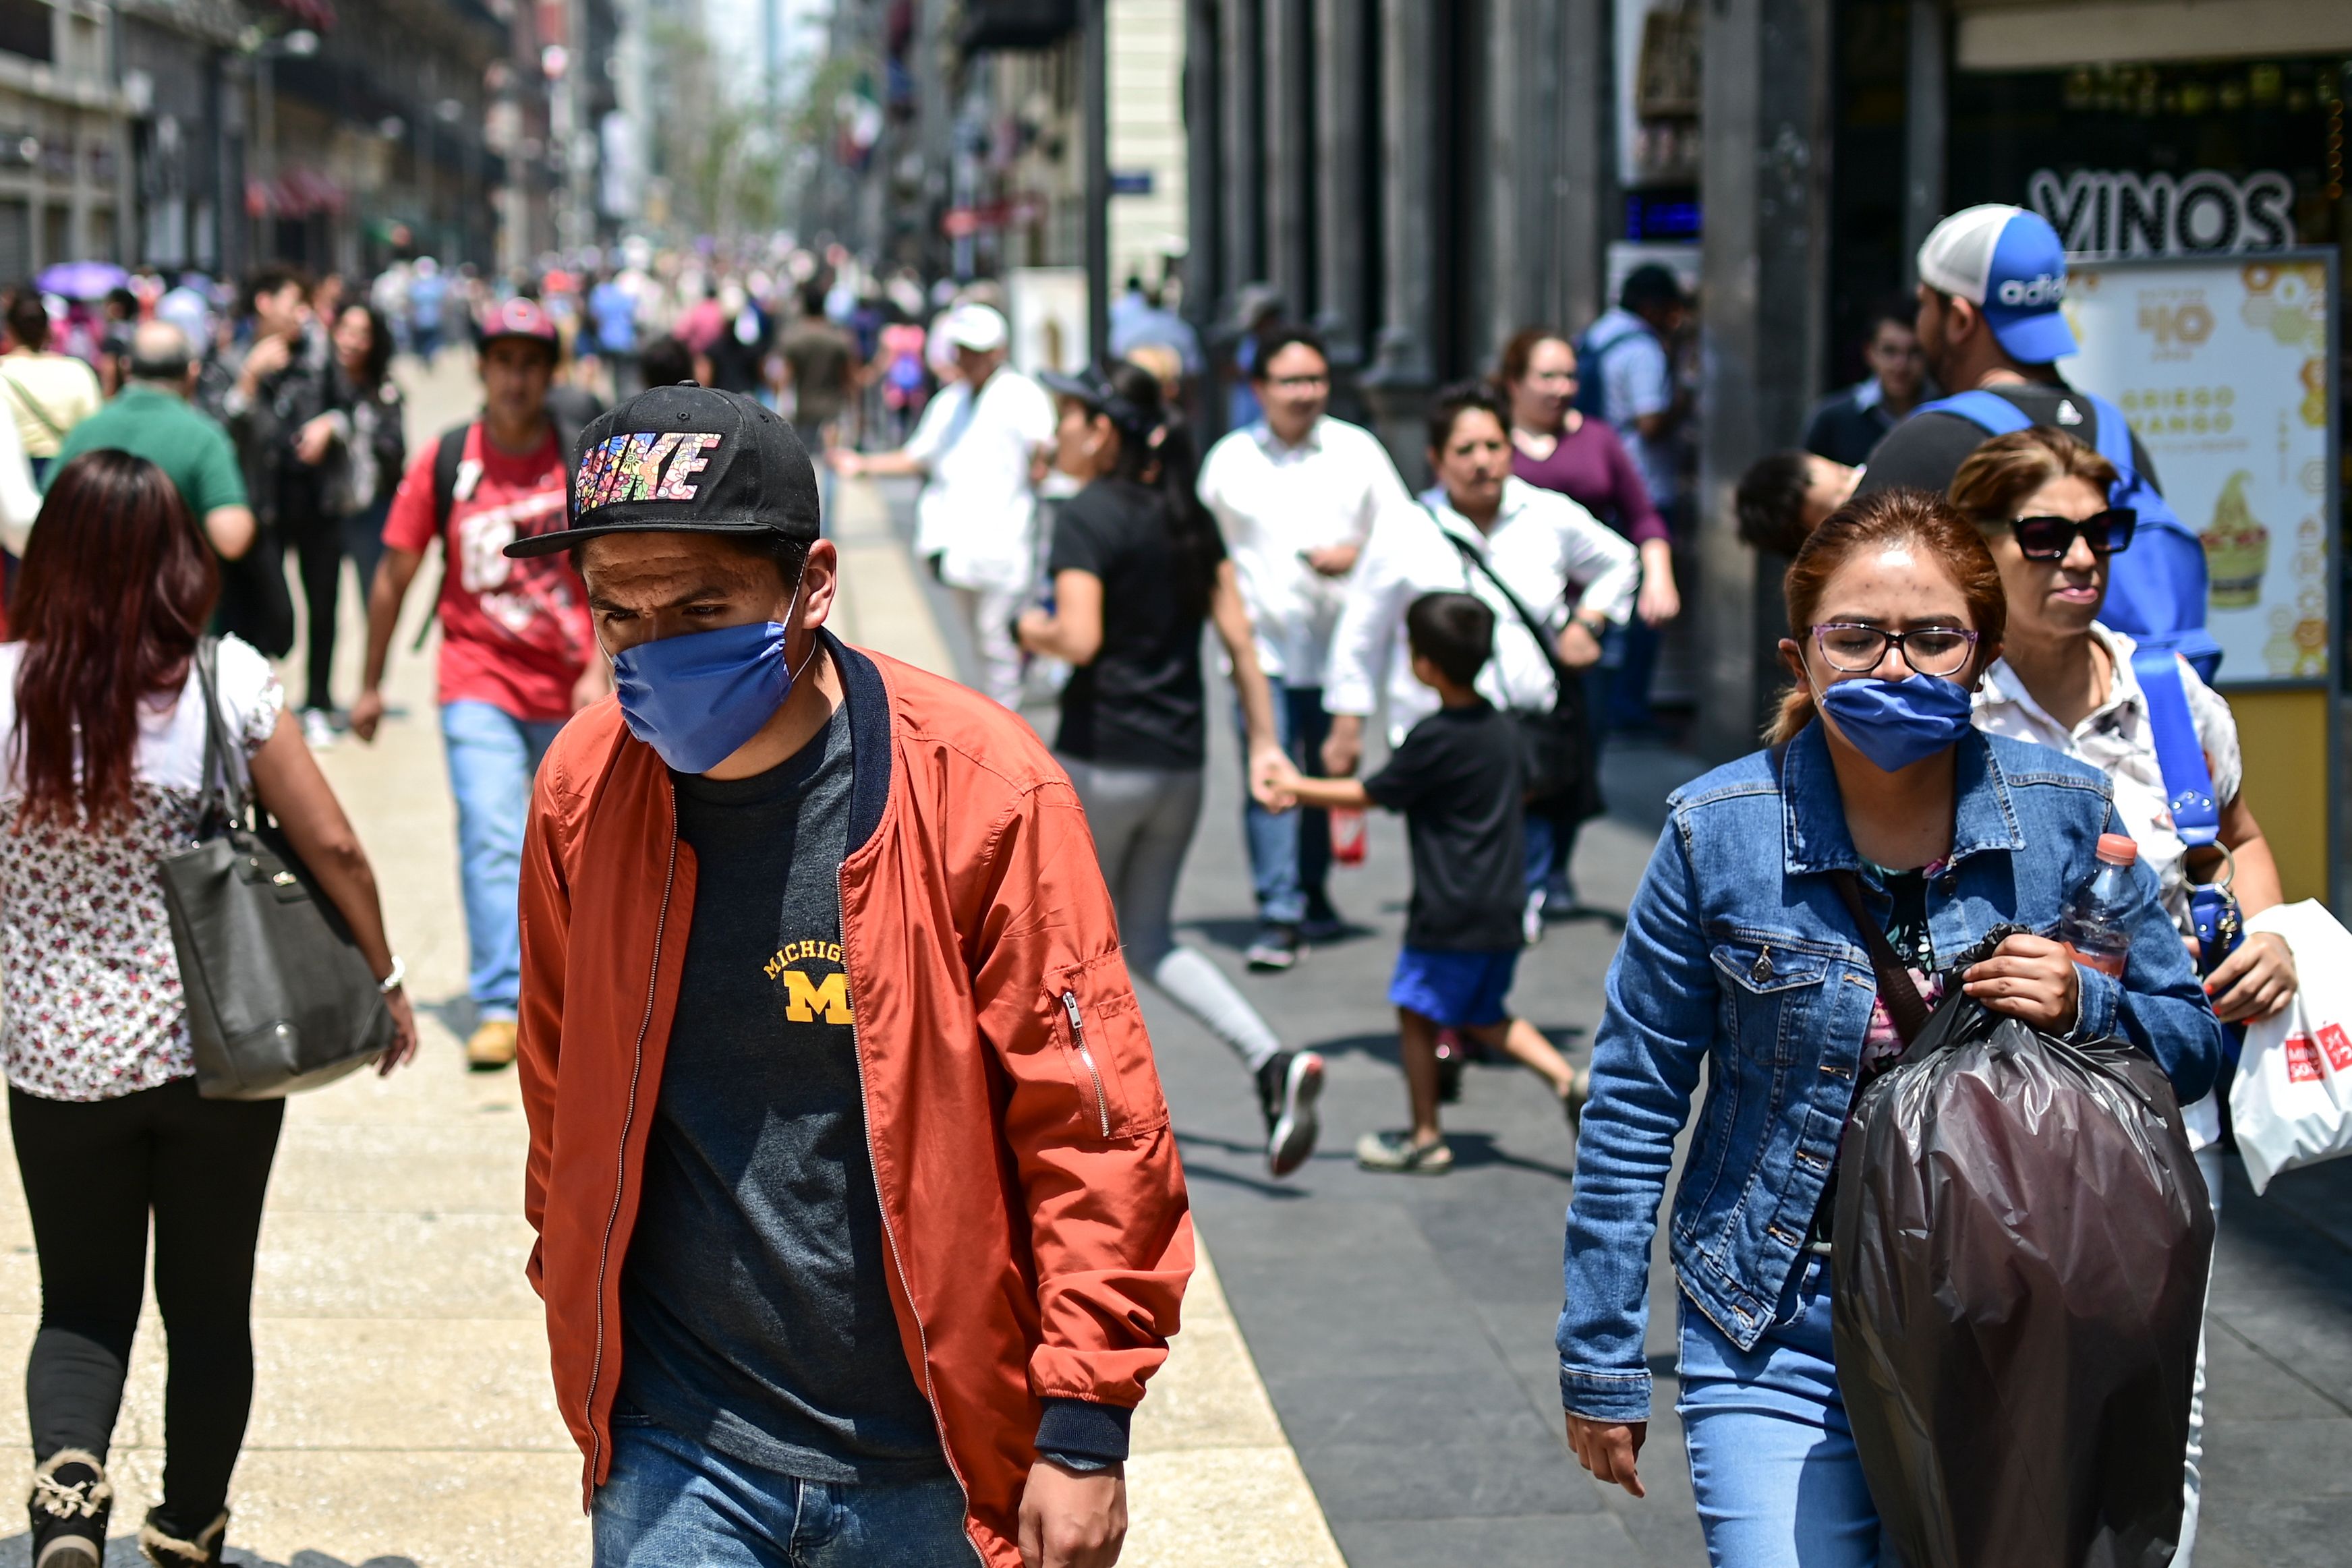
[{"left": 860, "top": 466, "right": 2352, "bottom": 1567}]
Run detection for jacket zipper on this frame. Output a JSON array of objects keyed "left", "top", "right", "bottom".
[
  {"left": 584, "top": 820, "right": 677, "bottom": 1480},
  {"left": 1061, "top": 991, "right": 1111, "bottom": 1138},
  {"left": 839, "top": 865, "right": 981, "bottom": 1561}
]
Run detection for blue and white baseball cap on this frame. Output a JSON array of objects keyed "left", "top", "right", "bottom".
[{"left": 1916, "top": 204, "right": 2076, "bottom": 364}]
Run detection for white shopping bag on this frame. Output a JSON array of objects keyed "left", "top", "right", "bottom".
[{"left": 2229, "top": 900, "right": 2352, "bottom": 1194}]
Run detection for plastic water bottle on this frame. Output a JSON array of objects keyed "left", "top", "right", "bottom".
[
  {"left": 2059, "top": 833, "right": 2139, "bottom": 979},
  {"left": 1329, "top": 808, "right": 1367, "bottom": 867}
]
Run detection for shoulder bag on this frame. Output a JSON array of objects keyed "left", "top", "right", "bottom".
[
  {"left": 156, "top": 639, "right": 393, "bottom": 1098},
  {"left": 1423, "top": 503, "right": 1602, "bottom": 820}
]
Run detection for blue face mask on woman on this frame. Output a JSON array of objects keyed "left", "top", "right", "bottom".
[
  {"left": 1815, "top": 673, "right": 1975, "bottom": 774},
  {"left": 609, "top": 588, "right": 816, "bottom": 774}
]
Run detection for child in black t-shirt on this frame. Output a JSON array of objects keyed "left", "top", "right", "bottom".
[{"left": 1268, "top": 592, "right": 1582, "bottom": 1173}]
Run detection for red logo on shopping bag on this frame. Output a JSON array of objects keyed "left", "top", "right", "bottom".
[
  {"left": 2286, "top": 1035, "right": 2325, "bottom": 1082},
  {"left": 2319, "top": 1023, "right": 2352, "bottom": 1073}
]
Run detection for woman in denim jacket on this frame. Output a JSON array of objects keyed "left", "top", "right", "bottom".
[{"left": 1556, "top": 490, "right": 2222, "bottom": 1567}]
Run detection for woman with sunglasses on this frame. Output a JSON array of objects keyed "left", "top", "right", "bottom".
[
  {"left": 1558, "top": 486, "right": 2220, "bottom": 1566},
  {"left": 1954, "top": 425, "right": 2292, "bottom": 1563}
]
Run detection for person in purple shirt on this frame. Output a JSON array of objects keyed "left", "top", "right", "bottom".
[
  {"left": 1495, "top": 326, "right": 1682, "bottom": 912},
  {"left": 1497, "top": 326, "right": 1677, "bottom": 622}
]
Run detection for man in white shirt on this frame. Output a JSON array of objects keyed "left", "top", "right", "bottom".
[
  {"left": 1197, "top": 324, "right": 1413, "bottom": 970},
  {"left": 1324, "top": 382, "right": 1638, "bottom": 937},
  {"left": 836, "top": 303, "right": 1054, "bottom": 705}
]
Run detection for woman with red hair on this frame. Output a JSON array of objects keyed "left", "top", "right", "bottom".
[{"left": 0, "top": 450, "right": 415, "bottom": 1568}]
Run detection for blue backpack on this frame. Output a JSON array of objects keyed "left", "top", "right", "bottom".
[
  {"left": 1573, "top": 316, "right": 1651, "bottom": 422},
  {"left": 1916, "top": 388, "right": 2218, "bottom": 680}
]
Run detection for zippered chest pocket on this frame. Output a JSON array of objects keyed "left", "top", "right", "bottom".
[
  {"left": 1044, "top": 951, "right": 1169, "bottom": 1142},
  {"left": 1710, "top": 937, "right": 1833, "bottom": 1065}
]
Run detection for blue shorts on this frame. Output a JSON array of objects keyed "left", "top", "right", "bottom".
[{"left": 1388, "top": 946, "right": 1520, "bottom": 1028}]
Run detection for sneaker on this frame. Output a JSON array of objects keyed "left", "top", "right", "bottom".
[
  {"left": 1564, "top": 1066, "right": 1592, "bottom": 1132},
  {"left": 138, "top": 1507, "right": 228, "bottom": 1567},
  {"left": 466, "top": 1018, "right": 519, "bottom": 1070},
  {"left": 28, "top": 1449, "right": 110, "bottom": 1568},
  {"left": 299, "top": 706, "right": 338, "bottom": 750},
  {"left": 1355, "top": 1129, "right": 1453, "bottom": 1174},
  {"left": 1244, "top": 923, "right": 1302, "bottom": 972},
  {"left": 1255, "top": 1050, "right": 1325, "bottom": 1178},
  {"left": 1523, "top": 888, "right": 1546, "bottom": 947}
]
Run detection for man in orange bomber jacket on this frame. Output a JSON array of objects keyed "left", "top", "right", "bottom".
[{"left": 509, "top": 382, "right": 1193, "bottom": 1568}]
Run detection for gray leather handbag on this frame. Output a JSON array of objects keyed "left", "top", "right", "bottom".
[{"left": 156, "top": 639, "right": 392, "bottom": 1098}]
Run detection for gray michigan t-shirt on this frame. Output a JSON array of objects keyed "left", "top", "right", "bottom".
[{"left": 616, "top": 701, "right": 946, "bottom": 1482}]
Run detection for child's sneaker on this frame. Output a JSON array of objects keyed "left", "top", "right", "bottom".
[{"left": 1355, "top": 1130, "right": 1453, "bottom": 1174}]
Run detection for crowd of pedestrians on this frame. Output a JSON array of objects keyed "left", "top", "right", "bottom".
[{"left": 0, "top": 196, "right": 2316, "bottom": 1568}]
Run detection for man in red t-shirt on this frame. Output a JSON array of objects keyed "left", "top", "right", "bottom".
[{"left": 351, "top": 298, "right": 605, "bottom": 1068}]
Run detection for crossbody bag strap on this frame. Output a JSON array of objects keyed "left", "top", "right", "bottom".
[
  {"left": 1829, "top": 871, "right": 1932, "bottom": 1046},
  {"left": 2131, "top": 645, "right": 2243, "bottom": 977},
  {"left": 1767, "top": 738, "right": 1930, "bottom": 1045},
  {"left": 2129, "top": 647, "right": 2219, "bottom": 850},
  {"left": 0, "top": 368, "right": 63, "bottom": 439},
  {"left": 1420, "top": 502, "right": 1572, "bottom": 685}
]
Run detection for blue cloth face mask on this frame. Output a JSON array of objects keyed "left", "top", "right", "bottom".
[
  {"left": 609, "top": 587, "right": 816, "bottom": 774},
  {"left": 1814, "top": 672, "right": 1975, "bottom": 774}
]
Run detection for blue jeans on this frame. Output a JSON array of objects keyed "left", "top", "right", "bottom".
[
  {"left": 1239, "top": 677, "right": 1332, "bottom": 927},
  {"left": 442, "top": 700, "right": 565, "bottom": 1018},
  {"left": 592, "top": 1416, "right": 973, "bottom": 1568},
  {"left": 1676, "top": 1256, "right": 1886, "bottom": 1568}
]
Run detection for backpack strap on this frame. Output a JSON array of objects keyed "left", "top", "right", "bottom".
[
  {"left": 431, "top": 422, "right": 474, "bottom": 534},
  {"left": 1912, "top": 388, "right": 2035, "bottom": 435},
  {"left": 2078, "top": 389, "right": 2142, "bottom": 482}
]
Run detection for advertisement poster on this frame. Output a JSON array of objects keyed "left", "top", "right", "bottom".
[{"left": 2057, "top": 254, "right": 2337, "bottom": 687}]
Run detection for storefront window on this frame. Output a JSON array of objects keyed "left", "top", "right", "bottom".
[{"left": 1949, "top": 57, "right": 2346, "bottom": 250}]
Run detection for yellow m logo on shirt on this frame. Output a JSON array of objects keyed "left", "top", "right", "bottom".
[{"left": 780, "top": 969, "right": 854, "bottom": 1024}]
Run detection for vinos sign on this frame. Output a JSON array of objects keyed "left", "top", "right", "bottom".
[{"left": 2028, "top": 168, "right": 2295, "bottom": 259}]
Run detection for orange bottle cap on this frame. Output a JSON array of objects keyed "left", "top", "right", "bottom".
[{"left": 2096, "top": 833, "right": 2139, "bottom": 865}]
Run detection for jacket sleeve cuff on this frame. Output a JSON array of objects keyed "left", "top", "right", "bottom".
[
  {"left": 1559, "top": 1364, "right": 1653, "bottom": 1425},
  {"left": 2072, "top": 962, "right": 2121, "bottom": 1041},
  {"left": 1035, "top": 1397, "right": 1132, "bottom": 1463}
]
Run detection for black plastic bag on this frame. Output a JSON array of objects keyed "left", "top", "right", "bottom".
[{"left": 1831, "top": 932, "right": 2214, "bottom": 1568}]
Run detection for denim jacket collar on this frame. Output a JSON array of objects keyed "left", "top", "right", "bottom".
[{"left": 1779, "top": 720, "right": 2026, "bottom": 879}]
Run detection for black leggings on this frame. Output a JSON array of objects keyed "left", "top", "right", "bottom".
[
  {"left": 10, "top": 1080, "right": 283, "bottom": 1532},
  {"left": 289, "top": 506, "right": 345, "bottom": 713}
]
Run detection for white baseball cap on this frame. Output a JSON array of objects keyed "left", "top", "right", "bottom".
[
  {"left": 1916, "top": 204, "right": 2076, "bottom": 364},
  {"left": 942, "top": 302, "right": 1010, "bottom": 353}
]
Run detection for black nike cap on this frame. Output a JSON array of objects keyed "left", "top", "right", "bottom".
[{"left": 503, "top": 382, "right": 821, "bottom": 558}]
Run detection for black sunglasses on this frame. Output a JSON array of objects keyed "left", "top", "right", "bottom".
[{"left": 2003, "top": 509, "right": 2137, "bottom": 560}]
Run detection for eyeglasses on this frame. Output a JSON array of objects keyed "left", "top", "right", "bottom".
[
  {"left": 1265, "top": 374, "right": 1329, "bottom": 391},
  {"left": 1999, "top": 509, "right": 2137, "bottom": 561},
  {"left": 1812, "top": 623, "right": 1980, "bottom": 678}
]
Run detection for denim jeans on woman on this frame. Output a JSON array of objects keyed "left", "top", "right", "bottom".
[
  {"left": 442, "top": 699, "right": 565, "bottom": 1018},
  {"left": 1677, "top": 1256, "right": 1891, "bottom": 1568},
  {"left": 592, "top": 1413, "right": 972, "bottom": 1567}
]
